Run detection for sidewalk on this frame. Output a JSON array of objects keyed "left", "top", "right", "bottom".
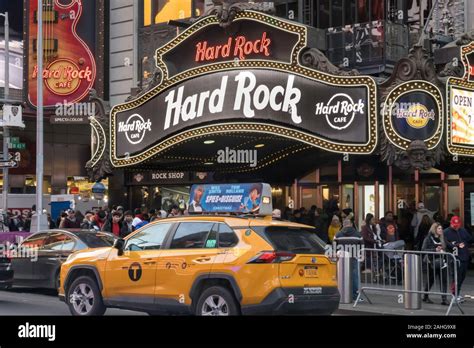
[{"left": 338, "top": 270, "right": 474, "bottom": 316}]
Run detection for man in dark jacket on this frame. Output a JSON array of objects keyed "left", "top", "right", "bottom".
[
  {"left": 103, "top": 211, "right": 123, "bottom": 237},
  {"left": 120, "top": 210, "right": 135, "bottom": 238},
  {"left": 334, "top": 219, "right": 364, "bottom": 301},
  {"left": 444, "top": 216, "right": 473, "bottom": 300}
]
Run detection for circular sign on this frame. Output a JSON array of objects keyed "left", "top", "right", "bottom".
[
  {"left": 128, "top": 262, "right": 142, "bottom": 282},
  {"left": 119, "top": 113, "right": 152, "bottom": 145},
  {"left": 383, "top": 81, "right": 444, "bottom": 150},
  {"left": 44, "top": 58, "right": 82, "bottom": 96},
  {"left": 324, "top": 93, "right": 362, "bottom": 130}
]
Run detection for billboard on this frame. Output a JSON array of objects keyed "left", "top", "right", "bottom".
[
  {"left": 188, "top": 183, "right": 272, "bottom": 215},
  {"left": 450, "top": 88, "right": 474, "bottom": 146},
  {"left": 25, "top": 0, "right": 97, "bottom": 108},
  {"left": 447, "top": 41, "right": 474, "bottom": 156}
]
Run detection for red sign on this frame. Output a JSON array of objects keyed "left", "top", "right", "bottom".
[
  {"left": 195, "top": 32, "right": 271, "bottom": 63},
  {"left": 7, "top": 208, "right": 32, "bottom": 217}
]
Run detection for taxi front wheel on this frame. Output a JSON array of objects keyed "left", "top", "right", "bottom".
[
  {"left": 67, "top": 276, "right": 106, "bottom": 316},
  {"left": 195, "top": 286, "right": 240, "bottom": 316}
]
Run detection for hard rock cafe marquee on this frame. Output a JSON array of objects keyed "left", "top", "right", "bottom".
[
  {"left": 108, "top": 11, "right": 378, "bottom": 168},
  {"left": 87, "top": 9, "right": 474, "bottom": 225}
]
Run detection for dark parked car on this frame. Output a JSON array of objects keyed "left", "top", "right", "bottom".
[
  {"left": 0, "top": 255, "right": 13, "bottom": 289},
  {"left": 11, "top": 229, "right": 116, "bottom": 290}
]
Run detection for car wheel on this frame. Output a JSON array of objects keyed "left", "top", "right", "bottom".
[
  {"left": 67, "top": 276, "right": 106, "bottom": 316},
  {"left": 195, "top": 286, "right": 240, "bottom": 316}
]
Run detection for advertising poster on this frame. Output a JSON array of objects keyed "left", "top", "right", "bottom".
[
  {"left": 451, "top": 88, "right": 474, "bottom": 146},
  {"left": 188, "top": 183, "right": 272, "bottom": 214}
]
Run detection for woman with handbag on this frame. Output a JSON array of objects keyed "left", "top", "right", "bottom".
[{"left": 421, "top": 222, "right": 449, "bottom": 305}]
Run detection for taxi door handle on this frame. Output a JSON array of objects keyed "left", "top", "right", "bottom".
[
  {"left": 196, "top": 257, "right": 211, "bottom": 262},
  {"left": 144, "top": 258, "right": 156, "bottom": 265}
]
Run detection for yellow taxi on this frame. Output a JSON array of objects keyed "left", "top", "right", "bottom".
[{"left": 58, "top": 184, "right": 339, "bottom": 316}]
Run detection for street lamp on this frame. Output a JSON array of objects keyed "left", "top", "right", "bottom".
[
  {"left": 30, "top": 0, "right": 48, "bottom": 232},
  {"left": 0, "top": 12, "right": 10, "bottom": 216}
]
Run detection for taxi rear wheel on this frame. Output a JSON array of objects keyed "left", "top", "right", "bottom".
[
  {"left": 195, "top": 286, "right": 240, "bottom": 316},
  {"left": 67, "top": 276, "right": 106, "bottom": 316}
]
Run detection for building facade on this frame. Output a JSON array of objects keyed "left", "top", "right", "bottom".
[{"left": 96, "top": 0, "right": 474, "bottom": 235}]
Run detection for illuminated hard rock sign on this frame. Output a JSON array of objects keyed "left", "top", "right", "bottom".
[{"left": 109, "top": 11, "right": 378, "bottom": 167}]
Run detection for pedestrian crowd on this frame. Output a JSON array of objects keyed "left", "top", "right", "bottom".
[{"left": 280, "top": 200, "right": 472, "bottom": 304}]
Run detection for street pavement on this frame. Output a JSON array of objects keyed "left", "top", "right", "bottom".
[
  {"left": 0, "top": 287, "right": 146, "bottom": 316},
  {"left": 339, "top": 270, "right": 474, "bottom": 316},
  {"left": 1, "top": 272, "right": 474, "bottom": 316},
  {"left": 0, "top": 287, "right": 369, "bottom": 316}
]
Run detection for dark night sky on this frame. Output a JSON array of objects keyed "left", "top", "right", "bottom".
[{"left": 0, "top": 0, "right": 23, "bottom": 39}]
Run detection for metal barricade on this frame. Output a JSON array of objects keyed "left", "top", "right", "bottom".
[{"left": 353, "top": 247, "right": 464, "bottom": 315}]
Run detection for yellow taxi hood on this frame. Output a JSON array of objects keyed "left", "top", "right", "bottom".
[{"left": 65, "top": 247, "right": 113, "bottom": 263}]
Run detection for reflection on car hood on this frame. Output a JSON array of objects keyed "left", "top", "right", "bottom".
[{"left": 66, "top": 247, "right": 112, "bottom": 263}]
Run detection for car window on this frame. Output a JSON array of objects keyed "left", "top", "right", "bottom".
[
  {"left": 62, "top": 234, "right": 76, "bottom": 251},
  {"left": 21, "top": 233, "right": 49, "bottom": 250},
  {"left": 43, "top": 233, "right": 68, "bottom": 251},
  {"left": 204, "top": 224, "right": 218, "bottom": 248},
  {"left": 252, "top": 226, "right": 326, "bottom": 254},
  {"left": 218, "top": 224, "right": 239, "bottom": 248},
  {"left": 170, "top": 222, "right": 214, "bottom": 249},
  {"left": 126, "top": 223, "right": 172, "bottom": 251},
  {"left": 76, "top": 232, "right": 116, "bottom": 249}
]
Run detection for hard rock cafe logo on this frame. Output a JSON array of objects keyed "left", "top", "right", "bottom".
[
  {"left": 134, "top": 173, "right": 144, "bottom": 183},
  {"left": 118, "top": 114, "right": 152, "bottom": 145},
  {"left": 314, "top": 93, "right": 365, "bottom": 130},
  {"left": 395, "top": 103, "right": 435, "bottom": 129},
  {"left": 32, "top": 58, "right": 93, "bottom": 96}
]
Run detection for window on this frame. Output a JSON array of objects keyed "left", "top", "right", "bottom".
[
  {"left": 142, "top": 0, "right": 193, "bottom": 26},
  {"left": 126, "top": 223, "right": 172, "bottom": 251},
  {"left": 218, "top": 224, "right": 238, "bottom": 248},
  {"left": 317, "top": 0, "right": 330, "bottom": 29},
  {"left": 252, "top": 226, "right": 326, "bottom": 254},
  {"left": 344, "top": 0, "right": 356, "bottom": 25},
  {"left": 76, "top": 232, "right": 116, "bottom": 249},
  {"left": 170, "top": 222, "right": 214, "bottom": 249},
  {"left": 43, "top": 233, "right": 68, "bottom": 251},
  {"left": 357, "top": 0, "right": 369, "bottom": 23},
  {"left": 204, "top": 224, "right": 218, "bottom": 249},
  {"left": 62, "top": 235, "right": 76, "bottom": 251},
  {"left": 21, "top": 233, "right": 49, "bottom": 250},
  {"left": 332, "top": 0, "right": 343, "bottom": 27}
]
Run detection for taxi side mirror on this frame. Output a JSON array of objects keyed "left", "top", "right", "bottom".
[{"left": 114, "top": 238, "right": 125, "bottom": 256}]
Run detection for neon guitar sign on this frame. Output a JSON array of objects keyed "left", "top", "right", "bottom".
[{"left": 27, "top": 0, "right": 96, "bottom": 108}]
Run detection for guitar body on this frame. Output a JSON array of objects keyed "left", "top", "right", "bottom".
[{"left": 28, "top": 0, "right": 96, "bottom": 108}]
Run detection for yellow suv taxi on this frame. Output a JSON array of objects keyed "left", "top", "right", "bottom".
[{"left": 59, "top": 215, "right": 339, "bottom": 315}]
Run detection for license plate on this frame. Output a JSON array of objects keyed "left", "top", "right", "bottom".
[
  {"left": 304, "top": 266, "right": 318, "bottom": 277},
  {"left": 304, "top": 287, "right": 322, "bottom": 295}
]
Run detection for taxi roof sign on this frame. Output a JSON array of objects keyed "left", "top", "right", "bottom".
[{"left": 188, "top": 183, "right": 273, "bottom": 216}]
